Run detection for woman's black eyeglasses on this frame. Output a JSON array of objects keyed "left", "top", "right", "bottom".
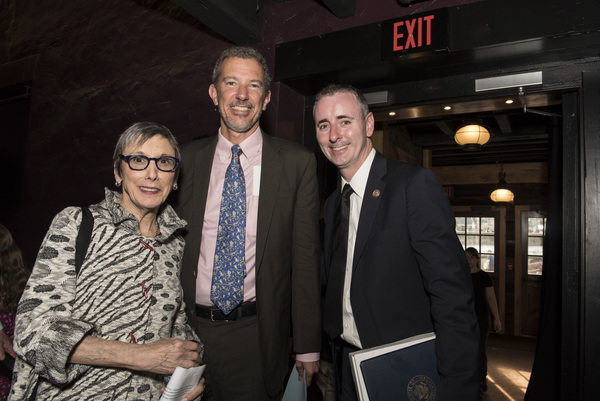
[{"left": 119, "top": 154, "right": 179, "bottom": 172}]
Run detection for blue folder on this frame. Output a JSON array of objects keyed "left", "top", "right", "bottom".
[{"left": 349, "top": 332, "right": 440, "bottom": 401}]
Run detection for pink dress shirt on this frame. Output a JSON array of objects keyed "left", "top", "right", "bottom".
[
  {"left": 195, "top": 128, "right": 262, "bottom": 306},
  {"left": 194, "top": 128, "right": 319, "bottom": 363}
]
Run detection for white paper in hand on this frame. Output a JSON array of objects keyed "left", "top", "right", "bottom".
[{"left": 160, "top": 365, "right": 206, "bottom": 401}]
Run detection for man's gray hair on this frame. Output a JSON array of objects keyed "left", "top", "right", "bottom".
[{"left": 211, "top": 46, "right": 271, "bottom": 92}]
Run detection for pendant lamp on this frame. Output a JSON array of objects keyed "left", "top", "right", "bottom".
[
  {"left": 490, "top": 164, "right": 514, "bottom": 203},
  {"left": 454, "top": 122, "right": 491, "bottom": 151}
]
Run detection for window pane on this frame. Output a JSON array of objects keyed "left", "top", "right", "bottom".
[
  {"left": 467, "top": 217, "right": 480, "bottom": 234},
  {"left": 528, "top": 237, "right": 544, "bottom": 255},
  {"left": 455, "top": 217, "right": 466, "bottom": 234},
  {"left": 481, "top": 217, "right": 495, "bottom": 233},
  {"left": 457, "top": 236, "right": 466, "bottom": 250},
  {"left": 528, "top": 256, "right": 543, "bottom": 275},
  {"left": 526, "top": 215, "right": 546, "bottom": 276},
  {"left": 481, "top": 236, "right": 495, "bottom": 254},
  {"left": 528, "top": 218, "right": 545, "bottom": 236},
  {"left": 455, "top": 214, "right": 496, "bottom": 273},
  {"left": 466, "top": 236, "right": 479, "bottom": 250}
]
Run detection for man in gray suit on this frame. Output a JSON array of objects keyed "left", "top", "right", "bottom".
[{"left": 173, "top": 47, "right": 321, "bottom": 401}]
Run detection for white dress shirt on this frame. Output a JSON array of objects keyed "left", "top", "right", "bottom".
[{"left": 340, "top": 148, "right": 376, "bottom": 349}]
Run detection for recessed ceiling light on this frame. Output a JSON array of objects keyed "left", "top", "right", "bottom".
[
  {"left": 388, "top": 111, "right": 396, "bottom": 116},
  {"left": 505, "top": 99, "right": 514, "bottom": 104},
  {"left": 443, "top": 105, "right": 452, "bottom": 111}
]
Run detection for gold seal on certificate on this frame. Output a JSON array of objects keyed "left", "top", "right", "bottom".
[{"left": 407, "top": 374, "right": 437, "bottom": 401}]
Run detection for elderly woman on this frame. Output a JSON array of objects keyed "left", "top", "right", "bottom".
[{"left": 10, "top": 122, "right": 204, "bottom": 400}]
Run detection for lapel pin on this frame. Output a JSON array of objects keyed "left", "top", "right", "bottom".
[{"left": 372, "top": 189, "right": 381, "bottom": 198}]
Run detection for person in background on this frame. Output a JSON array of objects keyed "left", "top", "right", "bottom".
[
  {"left": 484, "top": 254, "right": 494, "bottom": 271},
  {"left": 173, "top": 46, "right": 321, "bottom": 401},
  {"left": 314, "top": 83, "right": 481, "bottom": 401},
  {"left": 9, "top": 122, "right": 204, "bottom": 400},
  {"left": 465, "top": 247, "right": 502, "bottom": 395},
  {"left": 0, "top": 223, "right": 30, "bottom": 400}
]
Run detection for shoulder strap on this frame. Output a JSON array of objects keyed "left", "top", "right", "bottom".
[{"left": 75, "top": 206, "right": 94, "bottom": 275}]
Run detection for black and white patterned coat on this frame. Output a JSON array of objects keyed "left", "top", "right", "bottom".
[{"left": 10, "top": 189, "right": 202, "bottom": 401}]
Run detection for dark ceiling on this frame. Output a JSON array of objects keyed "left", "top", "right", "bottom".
[
  {"left": 371, "top": 91, "right": 562, "bottom": 167},
  {"left": 166, "top": 0, "right": 564, "bottom": 169},
  {"left": 169, "top": 0, "right": 359, "bottom": 45}
]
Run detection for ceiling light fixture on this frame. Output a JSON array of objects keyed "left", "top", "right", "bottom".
[
  {"left": 505, "top": 99, "right": 514, "bottom": 104},
  {"left": 490, "top": 163, "right": 515, "bottom": 203},
  {"left": 444, "top": 105, "right": 452, "bottom": 110},
  {"left": 388, "top": 111, "right": 396, "bottom": 116},
  {"left": 454, "top": 121, "right": 491, "bottom": 151}
]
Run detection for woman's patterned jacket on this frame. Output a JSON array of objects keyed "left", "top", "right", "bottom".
[{"left": 10, "top": 189, "right": 202, "bottom": 400}]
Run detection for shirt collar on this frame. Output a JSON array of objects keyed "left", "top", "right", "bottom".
[
  {"left": 342, "top": 148, "right": 376, "bottom": 200},
  {"left": 216, "top": 126, "right": 263, "bottom": 164}
]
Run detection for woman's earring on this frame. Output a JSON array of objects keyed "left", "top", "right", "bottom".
[
  {"left": 173, "top": 183, "right": 179, "bottom": 191},
  {"left": 115, "top": 181, "right": 122, "bottom": 187}
]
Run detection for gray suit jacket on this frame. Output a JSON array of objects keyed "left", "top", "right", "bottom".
[{"left": 173, "top": 132, "right": 321, "bottom": 395}]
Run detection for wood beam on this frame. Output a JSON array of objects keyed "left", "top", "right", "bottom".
[
  {"left": 435, "top": 120, "right": 455, "bottom": 138},
  {"left": 171, "top": 0, "right": 262, "bottom": 45},
  {"left": 430, "top": 162, "right": 548, "bottom": 185},
  {"left": 321, "top": 0, "right": 355, "bottom": 19},
  {"left": 495, "top": 114, "right": 513, "bottom": 134}
]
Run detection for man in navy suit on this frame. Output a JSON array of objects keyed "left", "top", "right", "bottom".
[{"left": 314, "top": 83, "right": 480, "bottom": 401}]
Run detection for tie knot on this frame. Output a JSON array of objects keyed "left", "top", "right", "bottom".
[
  {"left": 231, "top": 145, "right": 242, "bottom": 164},
  {"left": 342, "top": 184, "right": 353, "bottom": 199}
]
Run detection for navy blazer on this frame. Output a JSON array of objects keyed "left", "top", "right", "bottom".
[{"left": 322, "top": 151, "right": 480, "bottom": 400}]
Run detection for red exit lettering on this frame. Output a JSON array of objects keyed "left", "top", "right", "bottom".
[{"left": 393, "top": 15, "right": 435, "bottom": 51}]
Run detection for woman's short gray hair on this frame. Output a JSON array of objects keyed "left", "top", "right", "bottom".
[{"left": 113, "top": 122, "right": 181, "bottom": 180}]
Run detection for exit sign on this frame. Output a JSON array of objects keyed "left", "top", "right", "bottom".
[{"left": 381, "top": 8, "right": 448, "bottom": 59}]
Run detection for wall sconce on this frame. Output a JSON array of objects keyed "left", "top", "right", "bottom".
[
  {"left": 454, "top": 122, "right": 491, "bottom": 151},
  {"left": 490, "top": 163, "right": 515, "bottom": 203}
]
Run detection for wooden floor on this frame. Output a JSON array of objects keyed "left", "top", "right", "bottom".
[{"left": 484, "top": 334, "right": 536, "bottom": 401}]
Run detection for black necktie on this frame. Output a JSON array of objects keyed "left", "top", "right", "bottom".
[{"left": 324, "top": 184, "right": 354, "bottom": 339}]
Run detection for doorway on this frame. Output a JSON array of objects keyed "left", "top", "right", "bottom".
[{"left": 367, "top": 89, "right": 559, "bottom": 339}]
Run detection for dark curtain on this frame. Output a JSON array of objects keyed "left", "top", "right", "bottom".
[{"left": 524, "top": 116, "right": 562, "bottom": 400}]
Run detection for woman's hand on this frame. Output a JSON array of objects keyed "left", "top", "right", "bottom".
[
  {"left": 0, "top": 329, "right": 16, "bottom": 359},
  {"left": 138, "top": 337, "right": 202, "bottom": 375},
  {"left": 161, "top": 375, "right": 205, "bottom": 401},
  {"left": 69, "top": 336, "right": 202, "bottom": 375},
  {"left": 492, "top": 317, "right": 503, "bottom": 333},
  {"left": 183, "top": 377, "right": 205, "bottom": 401}
]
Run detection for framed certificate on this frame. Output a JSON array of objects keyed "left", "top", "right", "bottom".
[{"left": 349, "top": 332, "right": 439, "bottom": 401}]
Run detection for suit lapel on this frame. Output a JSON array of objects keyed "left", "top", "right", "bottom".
[
  {"left": 255, "top": 133, "right": 283, "bottom": 272},
  {"left": 353, "top": 152, "right": 387, "bottom": 271}
]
